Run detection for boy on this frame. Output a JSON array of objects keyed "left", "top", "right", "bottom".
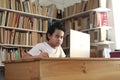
[{"left": 25, "top": 22, "right": 66, "bottom": 58}]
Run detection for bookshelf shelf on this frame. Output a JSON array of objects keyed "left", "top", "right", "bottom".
[
  {"left": 0, "top": 44, "right": 33, "bottom": 48},
  {"left": 61, "top": 10, "right": 91, "bottom": 21},
  {"left": 91, "top": 41, "right": 114, "bottom": 46},
  {"left": 63, "top": 47, "right": 70, "bottom": 50},
  {"left": 0, "top": 7, "right": 60, "bottom": 21},
  {"left": 92, "top": 8, "right": 111, "bottom": 12},
  {"left": 0, "top": 65, "right": 4, "bottom": 67},
  {"left": 0, "top": 26, "right": 46, "bottom": 33},
  {"left": 81, "top": 26, "right": 112, "bottom": 32}
]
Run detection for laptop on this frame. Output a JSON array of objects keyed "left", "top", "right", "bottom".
[{"left": 69, "top": 29, "right": 90, "bottom": 57}]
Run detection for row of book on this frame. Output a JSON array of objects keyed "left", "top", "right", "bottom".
[
  {"left": 0, "top": 28, "right": 46, "bottom": 46},
  {"left": 0, "top": 0, "right": 58, "bottom": 18},
  {"left": 63, "top": 0, "right": 105, "bottom": 17},
  {"left": 88, "top": 29, "right": 110, "bottom": 43},
  {"left": 0, "top": 11, "right": 48, "bottom": 31},
  {"left": 85, "top": 12, "right": 108, "bottom": 29},
  {"left": 90, "top": 46, "right": 111, "bottom": 58},
  {"left": 0, "top": 47, "right": 31, "bottom": 62},
  {"left": 64, "top": 12, "right": 108, "bottom": 31}
]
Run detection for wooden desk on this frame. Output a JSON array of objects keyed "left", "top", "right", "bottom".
[{"left": 4, "top": 58, "right": 120, "bottom": 80}]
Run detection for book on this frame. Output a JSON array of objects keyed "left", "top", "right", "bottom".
[
  {"left": 110, "top": 51, "right": 120, "bottom": 58},
  {"left": 94, "top": 12, "right": 108, "bottom": 27},
  {"left": 98, "top": 12, "right": 108, "bottom": 27},
  {"left": 103, "top": 48, "right": 111, "bottom": 58},
  {"left": 94, "top": 29, "right": 107, "bottom": 42}
]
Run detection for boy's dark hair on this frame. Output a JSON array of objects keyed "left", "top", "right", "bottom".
[{"left": 46, "top": 22, "right": 65, "bottom": 41}]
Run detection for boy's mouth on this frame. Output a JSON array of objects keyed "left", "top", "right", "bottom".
[{"left": 57, "top": 42, "right": 61, "bottom": 45}]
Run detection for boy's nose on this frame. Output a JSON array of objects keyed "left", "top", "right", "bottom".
[{"left": 58, "top": 38, "right": 62, "bottom": 41}]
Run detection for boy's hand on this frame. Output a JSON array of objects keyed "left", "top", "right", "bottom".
[{"left": 38, "top": 52, "right": 49, "bottom": 58}]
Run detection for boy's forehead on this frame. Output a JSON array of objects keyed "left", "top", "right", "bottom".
[{"left": 53, "top": 29, "right": 64, "bottom": 35}]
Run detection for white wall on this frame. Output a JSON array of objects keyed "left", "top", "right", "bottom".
[
  {"left": 32, "top": 0, "right": 82, "bottom": 10},
  {"left": 107, "top": 0, "right": 115, "bottom": 51},
  {"left": 32, "top": 0, "right": 64, "bottom": 9},
  {"left": 110, "top": 0, "right": 120, "bottom": 50},
  {"left": 62, "top": 0, "right": 81, "bottom": 7}
]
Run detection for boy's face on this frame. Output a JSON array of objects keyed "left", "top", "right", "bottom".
[{"left": 48, "top": 29, "right": 64, "bottom": 48}]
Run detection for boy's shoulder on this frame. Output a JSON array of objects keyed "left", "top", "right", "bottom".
[{"left": 35, "top": 42, "right": 47, "bottom": 46}]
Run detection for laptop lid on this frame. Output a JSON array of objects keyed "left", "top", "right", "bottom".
[{"left": 70, "top": 29, "right": 90, "bottom": 57}]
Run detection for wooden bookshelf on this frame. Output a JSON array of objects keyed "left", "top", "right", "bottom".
[
  {"left": 0, "top": 0, "right": 60, "bottom": 65},
  {"left": 62, "top": 0, "right": 113, "bottom": 57}
]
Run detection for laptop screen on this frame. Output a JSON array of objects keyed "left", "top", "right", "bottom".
[{"left": 70, "top": 30, "right": 90, "bottom": 57}]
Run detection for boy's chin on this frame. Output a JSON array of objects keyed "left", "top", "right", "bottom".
[{"left": 56, "top": 44, "right": 61, "bottom": 47}]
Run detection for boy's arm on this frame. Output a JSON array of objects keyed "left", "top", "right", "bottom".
[
  {"left": 22, "top": 52, "right": 49, "bottom": 59},
  {"left": 22, "top": 52, "right": 33, "bottom": 59}
]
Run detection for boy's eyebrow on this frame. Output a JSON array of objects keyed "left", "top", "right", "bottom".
[{"left": 56, "top": 34, "right": 63, "bottom": 36}]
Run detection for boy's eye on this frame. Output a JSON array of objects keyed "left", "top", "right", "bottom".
[
  {"left": 55, "top": 35, "right": 63, "bottom": 39},
  {"left": 56, "top": 35, "right": 59, "bottom": 38},
  {"left": 60, "top": 36, "right": 63, "bottom": 39}
]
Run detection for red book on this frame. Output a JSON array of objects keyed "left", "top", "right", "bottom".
[{"left": 97, "top": 12, "right": 108, "bottom": 26}]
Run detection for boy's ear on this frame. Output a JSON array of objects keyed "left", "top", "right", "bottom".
[{"left": 47, "top": 33, "right": 51, "bottom": 39}]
